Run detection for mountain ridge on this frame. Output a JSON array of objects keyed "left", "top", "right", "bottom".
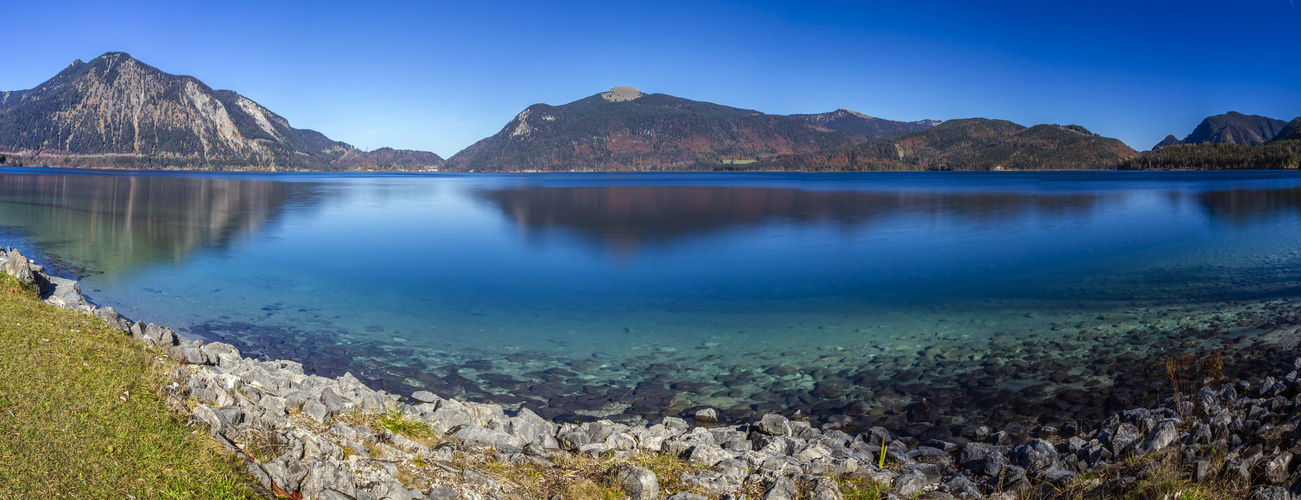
[
  {"left": 444, "top": 88, "right": 878, "bottom": 172},
  {"left": 0, "top": 52, "right": 443, "bottom": 171},
  {"left": 764, "top": 119, "right": 1138, "bottom": 171},
  {"left": 1153, "top": 112, "right": 1287, "bottom": 150}
]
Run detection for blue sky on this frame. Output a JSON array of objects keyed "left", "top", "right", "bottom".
[{"left": 3, "top": 0, "right": 1299, "bottom": 156}]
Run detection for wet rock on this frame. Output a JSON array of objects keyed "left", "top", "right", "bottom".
[{"left": 695, "top": 408, "right": 719, "bottom": 426}]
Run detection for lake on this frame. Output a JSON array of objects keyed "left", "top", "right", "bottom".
[{"left": 3, "top": 167, "right": 1300, "bottom": 436}]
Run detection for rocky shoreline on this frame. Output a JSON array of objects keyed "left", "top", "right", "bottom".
[{"left": 7, "top": 245, "right": 1301, "bottom": 499}]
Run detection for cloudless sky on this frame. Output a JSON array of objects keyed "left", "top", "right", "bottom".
[{"left": 3, "top": 0, "right": 1299, "bottom": 156}]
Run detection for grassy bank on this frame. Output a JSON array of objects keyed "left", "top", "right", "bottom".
[{"left": 0, "top": 272, "right": 257, "bottom": 498}]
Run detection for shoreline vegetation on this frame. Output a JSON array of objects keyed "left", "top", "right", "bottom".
[{"left": 4, "top": 247, "right": 1301, "bottom": 499}]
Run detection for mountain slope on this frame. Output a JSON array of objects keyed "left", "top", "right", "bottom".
[
  {"left": 769, "top": 119, "right": 1138, "bottom": 171},
  {"left": 1180, "top": 112, "right": 1286, "bottom": 147},
  {"left": 788, "top": 109, "right": 939, "bottom": 139},
  {"left": 0, "top": 52, "right": 442, "bottom": 170},
  {"left": 1153, "top": 135, "right": 1184, "bottom": 149},
  {"left": 444, "top": 87, "right": 867, "bottom": 171},
  {"left": 1270, "top": 117, "right": 1301, "bottom": 143}
]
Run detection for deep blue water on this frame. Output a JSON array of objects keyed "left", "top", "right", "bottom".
[{"left": 4, "top": 167, "right": 1301, "bottom": 428}]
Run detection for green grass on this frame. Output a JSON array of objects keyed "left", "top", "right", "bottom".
[{"left": 0, "top": 272, "right": 257, "bottom": 498}]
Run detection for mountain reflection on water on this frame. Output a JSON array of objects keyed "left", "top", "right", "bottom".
[
  {"left": 477, "top": 185, "right": 1106, "bottom": 256},
  {"left": 0, "top": 170, "right": 321, "bottom": 278},
  {"left": 1198, "top": 187, "right": 1301, "bottom": 225}
]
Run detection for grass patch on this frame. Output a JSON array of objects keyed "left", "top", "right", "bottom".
[
  {"left": 1023, "top": 449, "right": 1248, "bottom": 499},
  {"left": 837, "top": 475, "right": 891, "bottom": 500},
  {"left": 0, "top": 272, "right": 257, "bottom": 498}
]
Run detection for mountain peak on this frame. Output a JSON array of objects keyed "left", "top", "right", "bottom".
[
  {"left": 835, "top": 108, "right": 873, "bottom": 119},
  {"left": 1182, "top": 112, "right": 1287, "bottom": 147},
  {"left": 600, "top": 86, "right": 643, "bottom": 102},
  {"left": 1270, "top": 117, "right": 1301, "bottom": 143}
]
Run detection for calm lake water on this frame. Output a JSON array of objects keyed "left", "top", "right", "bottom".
[{"left": 4, "top": 167, "right": 1301, "bottom": 435}]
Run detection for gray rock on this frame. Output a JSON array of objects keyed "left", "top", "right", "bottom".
[
  {"left": 1261, "top": 452, "right": 1293, "bottom": 484},
  {"left": 763, "top": 476, "right": 798, "bottom": 500},
  {"left": 1, "top": 249, "right": 36, "bottom": 287},
  {"left": 44, "top": 275, "right": 89, "bottom": 311},
  {"left": 616, "top": 465, "right": 659, "bottom": 500},
  {"left": 661, "top": 416, "right": 691, "bottom": 434},
  {"left": 1194, "top": 460, "right": 1212, "bottom": 481},
  {"left": 1010, "top": 438, "right": 1058, "bottom": 473},
  {"left": 666, "top": 493, "right": 709, "bottom": 500},
  {"left": 142, "top": 323, "right": 178, "bottom": 347},
  {"left": 756, "top": 414, "right": 793, "bottom": 436},
  {"left": 246, "top": 461, "right": 273, "bottom": 490},
  {"left": 451, "top": 424, "right": 526, "bottom": 453},
  {"left": 302, "top": 399, "right": 331, "bottom": 424},
  {"left": 801, "top": 475, "right": 844, "bottom": 500},
  {"left": 191, "top": 404, "right": 224, "bottom": 430},
  {"left": 427, "top": 402, "right": 480, "bottom": 434},
  {"left": 1041, "top": 469, "right": 1078, "bottom": 485},
  {"left": 942, "top": 474, "right": 983, "bottom": 500},
  {"left": 390, "top": 433, "right": 431, "bottom": 456},
  {"left": 425, "top": 486, "right": 459, "bottom": 500},
  {"left": 894, "top": 463, "right": 942, "bottom": 496},
  {"left": 92, "top": 306, "right": 131, "bottom": 332},
  {"left": 1250, "top": 486, "right": 1293, "bottom": 500},
  {"left": 316, "top": 490, "right": 359, "bottom": 500},
  {"left": 372, "top": 478, "right": 423, "bottom": 500},
  {"left": 686, "top": 444, "right": 733, "bottom": 466},
  {"left": 411, "top": 390, "right": 439, "bottom": 404},
  {"left": 462, "top": 469, "right": 502, "bottom": 491},
  {"left": 263, "top": 458, "right": 309, "bottom": 494},
  {"left": 321, "top": 387, "right": 349, "bottom": 413},
  {"left": 959, "top": 442, "right": 1008, "bottom": 476},
  {"left": 695, "top": 408, "right": 719, "bottom": 426},
  {"left": 301, "top": 457, "right": 357, "bottom": 498},
  {"left": 1136, "top": 419, "right": 1181, "bottom": 454}
]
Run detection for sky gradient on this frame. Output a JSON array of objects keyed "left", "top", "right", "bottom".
[{"left": 4, "top": 0, "right": 1299, "bottom": 157}]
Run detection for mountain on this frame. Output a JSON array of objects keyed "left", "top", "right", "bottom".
[
  {"left": 0, "top": 52, "right": 442, "bottom": 170},
  {"left": 1153, "top": 135, "right": 1183, "bottom": 149},
  {"left": 1178, "top": 112, "right": 1287, "bottom": 147},
  {"left": 444, "top": 87, "right": 869, "bottom": 172},
  {"left": 1270, "top": 117, "right": 1301, "bottom": 143},
  {"left": 1122, "top": 116, "right": 1301, "bottom": 170},
  {"left": 789, "top": 109, "right": 939, "bottom": 139},
  {"left": 767, "top": 119, "right": 1138, "bottom": 171}
]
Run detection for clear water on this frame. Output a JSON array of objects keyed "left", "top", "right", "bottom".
[{"left": 4, "top": 167, "right": 1301, "bottom": 433}]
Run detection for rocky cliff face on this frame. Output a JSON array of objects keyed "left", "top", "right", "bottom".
[
  {"left": 0, "top": 52, "right": 442, "bottom": 170},
  {"left": 444, "top": 87, "right": 868, "bottom": 172}
]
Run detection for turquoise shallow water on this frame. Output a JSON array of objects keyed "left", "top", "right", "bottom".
[{"left": 3, "top": 167, "right": 1301, "bottom": 433}]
